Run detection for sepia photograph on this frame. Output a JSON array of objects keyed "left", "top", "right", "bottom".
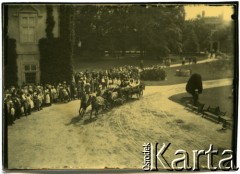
[{"left": 2, "top": 1, "right": 238, "bottom": 172}]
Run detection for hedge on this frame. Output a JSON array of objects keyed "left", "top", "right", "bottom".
[{"left": 140, "top": 68, "right": 166, "bottom": 81}]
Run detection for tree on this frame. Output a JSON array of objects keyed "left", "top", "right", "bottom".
[
  {"left": 39, "top": 5, "right": 74, "bottom": 84},
  {"left": 74, "top": 4, "right": 185, "bottom": 59},
  {"left": 45, "top": 5, "right": 55, "bottom": 39},
  {"left": 4, "top": 5, "right": 18, "bottom": 87},
  {"left": 193, "top": 18, "right": 212, "bottom": 52},
  {"left": 58, "top": 5, "right": 74, "bottom": 82},
  {"left": 212, "top": 22, "right": 234, "bottom": 53},
  {"left": 183, "top": 27, "right": 199, "bottom": 53},
  {"left": 74, "top": 5, "right": 108, "bottom": 58},
  {"left": 4, "top": 37, "right": 18, "bottom": 87}
]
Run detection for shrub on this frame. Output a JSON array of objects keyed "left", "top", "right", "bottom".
[
  {"left": 212, "top": 58, "right": 234, "bottom": 71},
  {"left": 140, "top": 68, "right": 166, "bottom": 81}
]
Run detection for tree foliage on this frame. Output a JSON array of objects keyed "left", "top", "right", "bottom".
[
  {"left": 4, "top": 37, "right": 18, "bottom": 87},
  {"left": 182, "top": 16, "right": 233, "bottom": 53},
  {"left": 39, "top": 5, "right": 73, "bottom": 84},
  {"left": 212, "top": 22, "right": 234, "bottom": 53},
  {"left": 183, "top": 28, "right": 199, "bottom": 53},
  {"left": 45, "top": 5, "right": 55, "bottom": 39},
  {"left": 74, "top": 5, "right": 185, "bottom": 59}
]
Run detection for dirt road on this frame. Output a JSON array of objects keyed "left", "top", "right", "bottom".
[{"left": 8, "top": 78, "right": 233, "bottom": 169}]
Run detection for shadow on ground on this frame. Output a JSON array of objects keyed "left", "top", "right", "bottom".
[
  {"left": 83, "top": 117, "right": 97, "bottom": 125},
  {"left": 65, "top": 115, "right": 82, "bottom": 126}
]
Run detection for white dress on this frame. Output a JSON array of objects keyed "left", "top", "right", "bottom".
[{"left": 45, "top": 93, "right": 50, "bottom": 104}]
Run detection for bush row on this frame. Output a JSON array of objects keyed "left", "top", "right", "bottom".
[{"left": 140, "top": 68, "right": 166, "bottom": 81}]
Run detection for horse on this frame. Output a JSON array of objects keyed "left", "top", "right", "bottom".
[
  {"left": 105, "top": 90, "right": 120, "bottom": 108},
  {"left": 90, "top": 96, "right": 107, "bottom": 118},
  {"left": 79, "top": 93, "right": 92, "bottom": 118}
]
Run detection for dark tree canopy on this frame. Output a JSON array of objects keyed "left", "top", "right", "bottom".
[
  {"left": 4, "top": 37, "right": 18, "bottom": 87},
  {"left": 45, "top": 5, "right": 55, "bottom": 39},
  {"left": 74, "top": 5, "right": 185, "bottom": 59},
  {"left": 39, "top": 5, "right": 74, "bottom": 84}
]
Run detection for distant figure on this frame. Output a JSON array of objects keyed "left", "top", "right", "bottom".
[
  {"left": 188, "top": 57, "right": 192, "bottom": 64},
  {"left": 186, "top": 73, "right": 203, "bottom": 106},
  {"left": 140, "top": 60, "right": 144, "bottom": 70},
  {"left": 215, "top": 50, "right": 220, "bottom": 58},
  {"left": 210, "top": 49, "right": 215, "bottom": 58},
  {"left": 165, "top": 59, "right": 169, "bottom": 67},
  {"left": 168, "top": 58, "right": 171, "bottom": 67},
  {"left": 193, "top": 56, "right": 197, "bottom": 64},
  {"left": 162, "top": 58, "right": 166, "bottom": 67},
  {"left": 182, "top": 57, "right": 185, "bottom": 65},
  {"left": 162, "top": 59, "right": 165, "bottom": 67}
]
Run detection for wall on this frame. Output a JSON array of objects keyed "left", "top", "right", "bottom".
[{"left": 7, "top": 4, "right": 59, "bottom": 86}]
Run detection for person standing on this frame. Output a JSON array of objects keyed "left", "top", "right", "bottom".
[
  {"left": 140, "top": 59, "right": 144, "bottom": 70},
  {"left": 168, "top": 58, "right": 171, "bottom": 67},
  {"left": 70, "top": 82, "right": 76, "bottom": 100},
  {"left": 45, "top": 90, "right": 51, "bottom": 106},
  {"left": 182, "top": 57, "right": 185, "bottom": 65},
  {"left": 188, "top": 57, "right": 192, "bottom": 64},
  {"left": 186, "top": 73, "right": 203, "bottom": 106},
  {"left": 193, "top": 56, "right": 197, "bottom": 64},
  {"left": 25, "top": 94, "right": 32, "bottom": 115}
]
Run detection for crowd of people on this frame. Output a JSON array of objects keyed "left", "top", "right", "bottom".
[
  {"left": 4, "top": 65, "right": 142, "bottom": 126},
  {"left": 4, "top": 82, "right": 76, "bottom": 126},
  {"left": 74, "top": 65, "right": 140, "bottom": 93},
  {"left": 5, "top": 57, "right": 203, "bottom": 126}
]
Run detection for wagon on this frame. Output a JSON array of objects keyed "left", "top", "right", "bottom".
[{"left": 120, "top": 83, "right": 145, "bottom": 100}]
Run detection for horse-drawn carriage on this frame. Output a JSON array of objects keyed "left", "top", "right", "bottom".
[
  {"left": 106, "top": 82, "right": 145, "bottom": 105},
  {"left": 119, "top": 83, "right": 145, "bottom": 100},
  {"left": 79, "top": 82, "right": 145, "bottom": 118}
]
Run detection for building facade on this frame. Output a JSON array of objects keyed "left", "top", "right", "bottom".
[{"left": 7, "top": 5, "right": 59, "bottom": 86}]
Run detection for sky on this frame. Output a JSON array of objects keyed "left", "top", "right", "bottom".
[{"left": 184, "top": 5, "right": 234, "bottom": 21}]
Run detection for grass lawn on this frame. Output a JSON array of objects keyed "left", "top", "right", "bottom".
[
  {"left": 169, "top": 86, "right": 234, "bottom": 117},
  {"left": 73, "top": 57, "right": 161, "bottom": 71},
  {"left": 143, "top": 61, "right": 234, "bottom": 86},
  {"left": 73, "top": 55, "right": 207, "bottom": 71}
]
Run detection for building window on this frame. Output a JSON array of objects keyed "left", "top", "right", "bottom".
[
  {"left": 25, "top": 72, "right": 36, "bottom": 84},
  {"left": 24, "top": 65, "right": 30, "bottom": 71},
  {"left": 24, "top": 64, "right": 37, "bottom": 84},
  {"left": 20, "top": 14, "right": 37, "bottom": 43}
]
